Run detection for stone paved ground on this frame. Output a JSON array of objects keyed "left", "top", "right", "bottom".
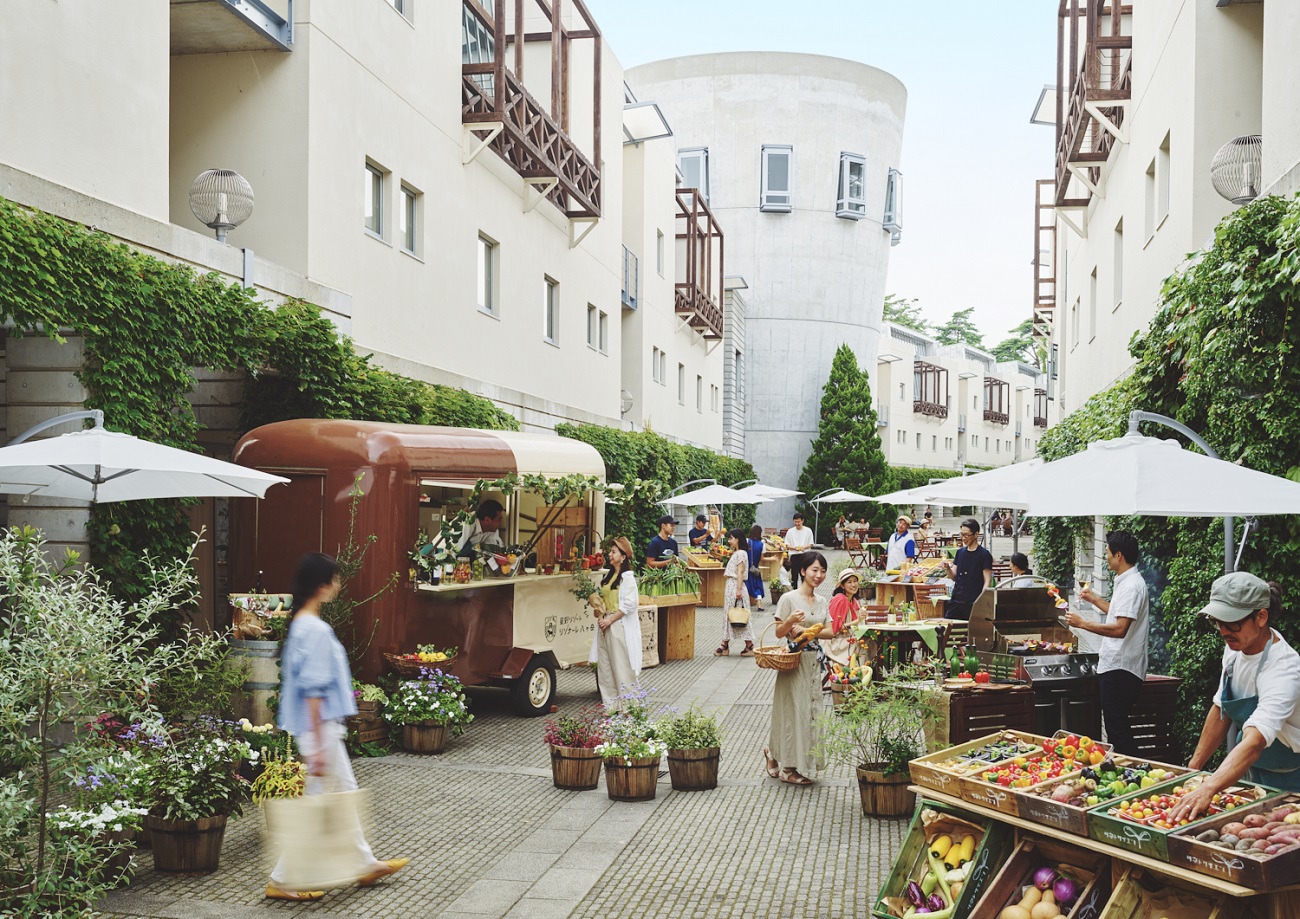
[{"left": 98, "top": 549, "right": 916, "bottom": 919}]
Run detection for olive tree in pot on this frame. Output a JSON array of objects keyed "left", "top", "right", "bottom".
[{"left": 816, "top": 665, "right": 938, "bottom": 817}]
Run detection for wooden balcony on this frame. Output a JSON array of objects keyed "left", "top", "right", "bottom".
[
  {"left": 1032, "top": 179, "right": 1057, "bottom": 340},
  {"left": 914, "top": 400, "right": 949, "bottom": 420},
  {"left": 984, "top": 410, "right": 1011, "bottom": 426},
  {"left": 913, "top": 361, "right": 950, "bottom": 419},
  {"left": 1055, "top": 1, "right": 1132, "bottom": 209},
  {"left": 675, "top": 191, "right": 725, "bottom": 340},
  {"left": 1034, "top": 388, "right": 1049, "bottom": 428},
  {"left": 983, "top": 377, "right": 1010, "bottom": 426}
]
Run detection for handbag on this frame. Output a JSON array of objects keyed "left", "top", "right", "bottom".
[
  {"left": 264, "top": 788, "right": 372, "bottom": 889},
  {"left": 727, "top": 595, "right": 750, "bottom": 625}
]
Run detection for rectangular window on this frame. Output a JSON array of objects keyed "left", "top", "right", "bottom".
[
  {"left": 476, "top": 235, "right": 496, "bottom": 315},
  {"left": 651, "top": 347, "right": 664, "bottom": 383},
  {"left": 836, "top": 153, "right": 867, "bottom": 219},
  {"left": 677, "top": 148, "right": 710, "bottom": 203},
  {"left": 400, "top": 185, "right": 419, "bottom": 254},
  {"left": 677, "top": 363, "right": 686, "bottom": 405},
  {"left": 598, "top": 310, "right": 608, "bottom": 354},
  {"left": 1070, "top": 298, "right": 1080, "bottom": 350},
  {"left": 462, "top": 3, "right": 495, "bottom": 96},
  {"left": 883, "top": 167, "right": 903, "bottom": 238},
  {"left": 696, "top": 375, "right": 703, "bottom": 412},
  {"left": 915, "top": 433, "right": 922, "bottom": 450},
  {"left": 656, "top": 230, "right": 665, "bottom": 276},
  {"left": 543, "top": 276, "right": 558, "bottom": 344},
  {"left": 621, "top": 246, "right": 639, "bottom": 309},
  {"left": 932, "top": 435, "right": 937, "bottom": 452},
  {"left": 1113, "top": 219, "right": 1123, "bottom": 311},
  {"left": 586, "top": 304, "right": 597, "bottom": 349},
  {"left": 1144, "top": 158, "right": 1157, "bottom": 242},
  {"left": 760, "top": 145, "right": 793, "bottom": 212},
  {"left": 710, "top": 384, "right": 719, "bottom": 412},
  {"left": 1088, "top": 268, "right": 1097, "bottom": 342},
  {"left": 387, "top": 0, "right": 408, "bottom": 15},
  {"left": 364, "top": 163, "right": 384, "bottom": 237},
  {"left": 1157, "top": 133, "right": 1171, "bottom": 226}
]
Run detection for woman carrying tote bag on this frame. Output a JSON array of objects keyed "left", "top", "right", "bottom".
[{"left": 715, "top": 528, "right": 755, "bottom": 657}]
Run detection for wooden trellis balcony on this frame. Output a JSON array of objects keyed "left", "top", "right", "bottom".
[
  {"left": 983, "top": 377, "right": 1010, "bottom": 426},
  {"left": 1032, "top": 178, "right": 1057, "bottom": 340},
  {"left": 913, "top": 361, "right": 950, "bottom": 419},
  {"left": 461, "top": 0, "right": 602, "bottom": 221},
  {"left": 674, "top": 191, "right": 725, "bottom": 340}
]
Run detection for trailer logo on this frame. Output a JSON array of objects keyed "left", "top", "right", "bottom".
[{"left": 545, "top": 617, "right": 557, "bottom": 642}]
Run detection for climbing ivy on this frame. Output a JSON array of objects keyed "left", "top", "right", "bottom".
[{"left": 0, "top": 197, "right": 515, "bottom": 634}]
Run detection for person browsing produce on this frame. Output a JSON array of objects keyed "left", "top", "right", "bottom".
[
  {"left": 885, "top": 515, "right": 917, "bottom": 571},
  {"left": 687, "top": 513, "right": 713, "bottom": 549},
  {"left": 1171, "top": 573, "right": 1300, "bottom": 821},
  {"left": 941, "top": 518, "right": 992, "bottom": 621},
  {"left": 1063, "top": 530, "right": 1148, "bottom": 756},
  {"left": 645, "top": 515, "right": 680, "bottom": 569}
]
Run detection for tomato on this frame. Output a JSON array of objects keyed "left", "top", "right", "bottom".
[{"left": 974, "top": 671, "right": 992, "bottom": 684}]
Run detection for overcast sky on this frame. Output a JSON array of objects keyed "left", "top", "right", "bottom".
[{"left": 587, "top": 0, "right": 1057, "bottom": 347}]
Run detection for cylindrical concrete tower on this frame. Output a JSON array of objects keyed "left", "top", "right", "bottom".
[{"left": 627, "top": 53, "right": 907, "bottom": 527}]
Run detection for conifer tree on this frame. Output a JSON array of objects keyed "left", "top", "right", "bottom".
[{"left": 796, "top": 344, "right": 893, "bottom": 541}]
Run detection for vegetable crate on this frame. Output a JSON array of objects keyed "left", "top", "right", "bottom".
[
  {"left": 956, "top": 734, "right": 1112, "bottom": 818},
  {"left": 1097, "top": 865, "right": 1229, "bottom": 919},
  {"left": 968, "top": 836, "right": 1111, "bottom": 919},
  {"left": 1014, "top": 756, "right": 1188, "bottom": 837},
  {"left": 909, "top": 732, "right": 1044, "bottom": 798},
  {"left": 1165, "top": 792, "right": 1300, "bottom": 889},
  {"left": 1086, "top": 773, "right": 1278, "bottom": 861},
  {"left": 873, "top": 798, "right": 1014, "bottom": 919}
]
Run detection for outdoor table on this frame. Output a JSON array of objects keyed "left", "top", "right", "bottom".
[{"left": 853, "top": 618, "right": 955, "bottom": 672}]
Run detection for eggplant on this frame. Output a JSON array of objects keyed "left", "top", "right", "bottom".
[
  {"left": 927, "top": 893, "right": 947, "bottom": 912},
  {"left": 906, "top": 881, "right": 926, "bottom": 907}
]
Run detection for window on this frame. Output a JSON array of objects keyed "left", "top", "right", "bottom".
[
  {"left": 836, "top": 153, "right": 866, "bottom": 219},
  {"left": 760, "top": 145, "right": 793, "bottom": 212},
  {"left": 462, "top": 3, "right": 494, "bottom": 95},
  {"left": 586, "top": 304, "right": 597, "bottom": 349},
  {"left": 932, "top": 435, "right": 937, "bottom": 452},
  {"left": 883, "top": 168, "right": 903, "bottom": 243},
  {"left": 652, "top": 347, "right": 665, "bottom": 384},
  {"left": 677, "top": 363, "right": 686, "bottom": 405},
  {"left": 621, "top": 246, "right": 639, "bottom": 309},
  {"left": 1113, "top": 219, "right": 1123, "bottom": 311},
  {"left": 399, "top": 185, "right": 419, "bottom": 254},
  {"left": 1088, "top": 268, "right": 1097, "bottom": 342},
  {"left": 1144, "top": 159, "right": 1157, "bottom": 242},
  {"left": 710, "top": 384, "right": 719, "bottom": 412},
  {"left": 1157, "top": 133, "right": 1171, "bottom": 226},
  {"left": 916, "top": 433, "right": 922, "bottom": 450},
  {"left": 476, "top": 235, "right": 496, "bottom": 315},
  {"left": 364, "top": 163, "right": 384, "bottom": 237},
  {"left": 543, "top": 276, "right": 558, "bottom": 344},
  {"left": 598, "top": 310, "right": 608, "bottom": 354},
  {"left": 677, "top": 148, "right": 710, "bottom": 203},
  {"left": 656, "top": 230, "right": 665, "bottom": 277},
  {"left": 1070, "top": 297, "right": 1080, "bottom": 350},
  {"left": 899, "top": 382, "right": 905, "bottom": 401},
  {"left": 386, "top": 0, "right": 408, "bottom": 15},
  {"left": 696, "top": 375, "right": 703, "bottom": 412}
]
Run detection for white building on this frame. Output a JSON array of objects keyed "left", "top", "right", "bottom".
[
  {"left": 627, "top": 53, "right": 906, "bottom": 526},
  {"left": 1036, "top": 0, "right": 1300, "bottom": 414},
  {"left": 876, "top": 323, "right": 1049, "bottom": 471}
]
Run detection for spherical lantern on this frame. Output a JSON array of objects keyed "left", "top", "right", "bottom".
[
  {"left": 1210, "top": 136, "right": 1262, "bottom": 206},
  {"left": 188, "top": 169, "right": 254, "bottom": 243}
]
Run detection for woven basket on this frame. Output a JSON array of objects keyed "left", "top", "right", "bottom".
[
  {"left": 753, "top": 622, "right": 801, "bottom": 672},
  {"left": 384, "top": 652, "right": 458, "bottom": 677}
]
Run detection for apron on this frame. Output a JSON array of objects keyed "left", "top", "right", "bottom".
[{"left": 1220, "top": 634, "right": 1300, "bottom": 790}]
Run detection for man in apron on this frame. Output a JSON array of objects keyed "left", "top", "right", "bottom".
[{"left": 1171, "top": 571, "right": 1300, "bottom": 822}]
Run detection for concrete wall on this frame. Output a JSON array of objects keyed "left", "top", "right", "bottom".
[
  {"left": 1261, "top": 1, "right": 1300, "bottom": 197},
  {"left": 628, "top": 53, "right": 906, "bottom": 524}
]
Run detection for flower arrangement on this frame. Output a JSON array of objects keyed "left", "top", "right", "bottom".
[
  {"left": 654, "top": 705, "right": 722, "bottom": 751},
  {"left": 594, "top": 689, "right": 665, "bottom": 763},
  {"left": 144, "top": 718, "right": 257, "bottom": 821},
  {"left": 383, "top": 668, "right": 474, "bottom": 733},
  {"left": 543, "top": 707, "right": 607, "bottom": 749}
]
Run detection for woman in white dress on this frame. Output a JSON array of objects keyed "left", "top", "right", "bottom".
[
  {"left": 715, "top": 528, "right": 755, "bottom": 657},
  {"left": 592, "top": 536, "right": 643, "bottom": 706},
  {"left": 762, "top": 551, "right": 830, "bottom": 786}
]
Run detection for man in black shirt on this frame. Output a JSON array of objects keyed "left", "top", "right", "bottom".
[
  {"left": 687, "top": 514, "right": 712, "bottom": 549},
  {"left": 942, "top": 517, "right": 993, "bottom": 621},
  {"left": 646, "top": 515, "right": 680, "bottom": 569}
]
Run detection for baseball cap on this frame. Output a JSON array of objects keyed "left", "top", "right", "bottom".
[
  {"left": 657, "top": 514, "right": 677, "bottom": 526},
  {"left": 1200, "top": 571, "right": 1271, "bottom": 623},
  {"left": 695, "top": 514, "right": 708, "bottom": 523}
]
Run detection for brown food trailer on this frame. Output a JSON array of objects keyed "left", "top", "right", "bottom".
[{"left": 230, "top": 419, "right": 607, "bottom": 715}]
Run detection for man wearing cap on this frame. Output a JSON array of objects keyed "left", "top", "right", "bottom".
[
  {"left": 885, "top": 515, "right": 917, "bottom": 572},
  {"left": 1064, "top": 530, "right": 1148, "bottom": 756},
  {"left": 783, "top": 513, "right": 814, "bottom": 552},
  {"left": 687, "top": 514, "right": 713, "bottom": 549},
  {"left": 1171, "top": 573, "right": 1300, "bottom": 821},
  {"left": 645, "top": 515, "right": 680, "bottom": 570}
]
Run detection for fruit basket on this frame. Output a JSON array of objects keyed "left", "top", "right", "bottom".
[{"left": 384, "top": 645, "right": 459, "bottom": 677}]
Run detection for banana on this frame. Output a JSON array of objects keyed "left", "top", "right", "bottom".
[{"left": 929, "top": 835, "right": 953, "bottom": 859}]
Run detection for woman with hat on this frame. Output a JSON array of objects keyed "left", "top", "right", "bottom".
[
  {"left": 822, "top": 567, "right": 863, "bottom": 668},
  {"left": 591, "top": 536, "right": 643, "bottom": 706},
  {"left": 1170, "top": 572, "right": 1300, "bottom": 822}
]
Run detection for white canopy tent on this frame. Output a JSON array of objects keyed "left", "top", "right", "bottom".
[{"left": 872, "top": 459, "right": 1043, "bottom": 510}]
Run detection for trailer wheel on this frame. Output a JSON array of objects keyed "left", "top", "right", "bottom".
[{"left": 512, "top": 657, "right": 556, "bottom": 717}]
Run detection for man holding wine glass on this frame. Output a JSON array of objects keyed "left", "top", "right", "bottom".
[{"left": 1063, "top": 530, "right": 1149, "bottom": 756}]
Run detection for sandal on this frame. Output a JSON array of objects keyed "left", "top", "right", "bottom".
[
  {"left": 741, "top": 642, "right": 754, "bottom": 657},
  {"left": 714, "top": 644, "right": 729, "bottom": 656},
  {"left": 761, "top": 745, "right": 780, "bottom": 778},
  {"left": 781, "top": 770, "right": 814, "bottom": 786},
  {"left": 266, "top": 884, "right": 325, "bottom": 901}
]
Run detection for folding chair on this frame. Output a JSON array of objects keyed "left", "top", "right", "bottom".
[{"left": 844, "top": 536, "right": 868, "bottom": 569}]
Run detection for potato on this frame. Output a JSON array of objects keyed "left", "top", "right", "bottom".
[
  {"left": 1196, "top": 829, "right": 1220, "bottom": 842},
  {"left": 1222, "top": 822, "right": 1248, "bottom": 836},
  {"left": 1264, "top": 822, "right": 1284, "bottom": 833},
  {"left": 1286, "top": 813, "right": 1300, "bottom": 825},
  {"left": 1244, "top": 814, "right": 1269, "bottom": 828},
  {"left": 1237, "top": 839, "right": 1256, "bottom": 851},
  {"left": 1251, "top": 839, "right": 1270, "bottom": 851},
  {"left": 1220, "top": 834, "right": 1240, "bottom": 846},
  {"left": 1238, "top": 828, "right": 1269, "bottom": 840},
  {"left": 1265, "top": 844, "right": 1284, "bottom": 855},
  {"left": 1269, "top": 805, "right": 1295, "bottom": 821}
]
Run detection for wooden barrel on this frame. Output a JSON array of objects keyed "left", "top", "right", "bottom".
[
  {"left": 857, "top": 767, "right": 915, "bottom": 817},
  {"left": 550, "top": 745, "right": 602, "bottom": 790},
  {"left": 146, "top": 814, "right": 228, "bottom": 874},
  {"left": 666, "top": 747, "right": 719, "bottom": 791},
  {"left": 401, "top": 721, "right": 448, "bottom": 754},
  {"left": 229, "top": 639, "right": 280, "bottom": 726},
  {"left": 604, "top": 755, "right": 660, "bottom": 802}
]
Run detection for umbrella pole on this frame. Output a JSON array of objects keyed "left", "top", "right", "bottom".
[{"left": 10, "top": 409, "right": 104, "bottom": 445}]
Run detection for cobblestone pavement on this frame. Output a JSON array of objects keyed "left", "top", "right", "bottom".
[{"left": 99, "top": 550, "right": 911, "bottom": 919}]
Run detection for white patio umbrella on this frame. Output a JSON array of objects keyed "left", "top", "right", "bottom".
[
  {"left": 873, "top": 459, "right": 1043, "bottom": 509},
  {"left": 659, "top": 483, "right": 772, "bottom": 506},
  {"left": 0, "top": 420, "right": 289, "bottom": 502},
  {"left": 733, "top": 483, "right": 802, "bottom": 500},
  {"left": 811, "top": 489, "right": 876, "bottom": 503}
]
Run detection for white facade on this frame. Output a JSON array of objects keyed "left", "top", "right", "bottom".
[
  {"left": 876, "top": 324, "right": 1049, "bottom": 471},
  {"left": 627, "top": 53, "right": 907, "bottom": 525}
]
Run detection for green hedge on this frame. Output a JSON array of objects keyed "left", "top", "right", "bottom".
[{"left": 555, "top": 424, "right": 756, "bottom": 555}]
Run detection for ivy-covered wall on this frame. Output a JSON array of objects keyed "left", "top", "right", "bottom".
[
  {"left": 0, "top": 197, "right": 516, "bottom": 631},
  {"left": 1031, "top": 193, "right": 1300, "bottom": 758}
]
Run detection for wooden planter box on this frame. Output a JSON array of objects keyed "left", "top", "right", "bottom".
[
  {"left": 347, "top": 700, "right": 386, "bottom": 745},
  {"left": 908, "top": 731, "right": 1043, "bottom": 798},
  {"left": 401, "top": 721, "right": 448, "bottom": 754},
  {"left": 1097, "top": 866, "right": 1228, "bottom": 919},
  {"left": 667, "top": 747, "right": 719, "bottom": 791},
  {"left": 857, "top": 767, "right": 914, "bottom": 817},
  {"left": 1166, "top": 791, "right": 1300, "bottom": 890},
  {"left": 968, "top": 836, "right": 1111, "bottom": 919}
]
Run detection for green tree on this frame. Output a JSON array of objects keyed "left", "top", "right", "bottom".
[
  {"left": 933, "top": 306, "right": 985, "bottom": 348},
  {"left": 796, "top": 345, "right": 892, "bottom": 541},
  {"left": 990, "top": 318, "right": 1044, "bottom": 368},
  {"left": 882, "top": 294, "right": 930, "bottom": 333}
]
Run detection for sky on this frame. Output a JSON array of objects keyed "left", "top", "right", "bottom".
[{"left": 586, "top": 0, "right": 1058, "bottom": 348}]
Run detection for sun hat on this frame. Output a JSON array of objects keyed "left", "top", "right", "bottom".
[
  {"left": 1199, "top": 571, "right": 1272, "bottom": 623},
  {"left": 897, "top": 515, "right": 912, "bottom": 526},
  {"left": 610, "top": 536, "right": 635, "bottom": 561},
  {"left": 837, "top": 567, "right": 861, "bottom": 586}
]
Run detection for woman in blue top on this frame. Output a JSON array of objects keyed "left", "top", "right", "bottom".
[
  {"left": 266, "top": 553, "right": 409, "bottom": 901},
  {"left": 746, "top": 524, "right": 767, "bottom": 610}
]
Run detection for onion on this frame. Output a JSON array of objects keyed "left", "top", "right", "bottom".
[
  {"left": 1052, "top": 879, "right": 1078, "bottom": 905},
  {"left": 1033, "top": 867, "right": 1057, "bottom": 890}
]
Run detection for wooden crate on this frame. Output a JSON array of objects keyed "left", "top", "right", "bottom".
[
  {"left": 1166, "top": 792, "right": 1300, "bottom": 890},
  {"left": 968, "top": 836, "right": 1111, "bottom": 919},
  {"left": 910, "top": 731, "right": 1044, "bottom": 797},
  {"left": 872, "top": 798, "right": 1015, "bottom": 919},
  {"left": 1098, "top": 866, "right": 1229, "bottom": 919},
  {"left": 1015, "top": 757, "right": 1190, "bottom": 837},
  {"left": 1129, "top": 675, "right": 1182, "bottom": 766}
]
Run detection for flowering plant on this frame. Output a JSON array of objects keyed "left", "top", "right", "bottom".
[
  {"left": 144, "top": 718, "right": 256, "bottom": 821},
  {"left": 47, "top": 800, "right": 148, "bottom": 839},
  {"left": 71, "top": 747, "right": 155, "bottom": 813},
  {"left": 250, "top": 751, "right": 308, "bottom": 805},
  {"left": 654, "top": 704, "right": 722, "bottom": 750},
  {"left": 594, "top": 689, "right": 664, "bottom": 763},
  {"left": 352, "top": 680, "right": 389, "bottom": 704},
  {"left": 383, "top": 668, "right": 474, "bottom": 732},
  {"left": 542, "top": 707, "right": 606, "bottom": 749},
  {"left": 238, "top": 717, "right": 294, "bottom": 761}
]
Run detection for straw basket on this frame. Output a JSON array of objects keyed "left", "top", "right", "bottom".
[
  {"left": 384, "top": 652, "right": 457, "bottom": 677},
  {"left": 753, "top": 622, "right": 801, "bottom": 672}
]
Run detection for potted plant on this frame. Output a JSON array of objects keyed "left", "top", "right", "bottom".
[
  {"left": 543, "top": 707, "right": 607, "bottom": 790},
  {"left": 815, "top": 664, "right": 938, "bottom": 817},
  {"left": 769, "top": 576, "right": 787, "bottom": 605},
  {"left": 656, "top": 705, "right": 722, "bottom": 792},
  {"left": 384, "top": 668, "right": 474, "bottom": 754},
  {"left": 595, "top": 691, "right": 666, "bottom": 802},
  {"left": 347, "top": 681, "right": 389, "bottom": 752},
  {"left": 141, "top": 718, "right": 257, "bottom": 873},
  {"left": 237, "top": 718, "right": 293, "bottom": 781},
  {"left": 46, "top": 799, "right": 150, "bottom": 889},
  {"left": 250, "top": 752, "right": 307, "bottom": 807}
]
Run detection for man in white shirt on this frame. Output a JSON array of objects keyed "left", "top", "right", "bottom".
[
  {"left": 1064, "top": 530, "right": 1148, "bottom": 756},
  {"left": 783, "top": 513, "right": 814, "bottom": 552},
  {"left": 1172, "top": 572, "right": 1300, "bottom": 819},
  {"left": 885, "top": 515, "right": 917, "bottom": 571}
]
